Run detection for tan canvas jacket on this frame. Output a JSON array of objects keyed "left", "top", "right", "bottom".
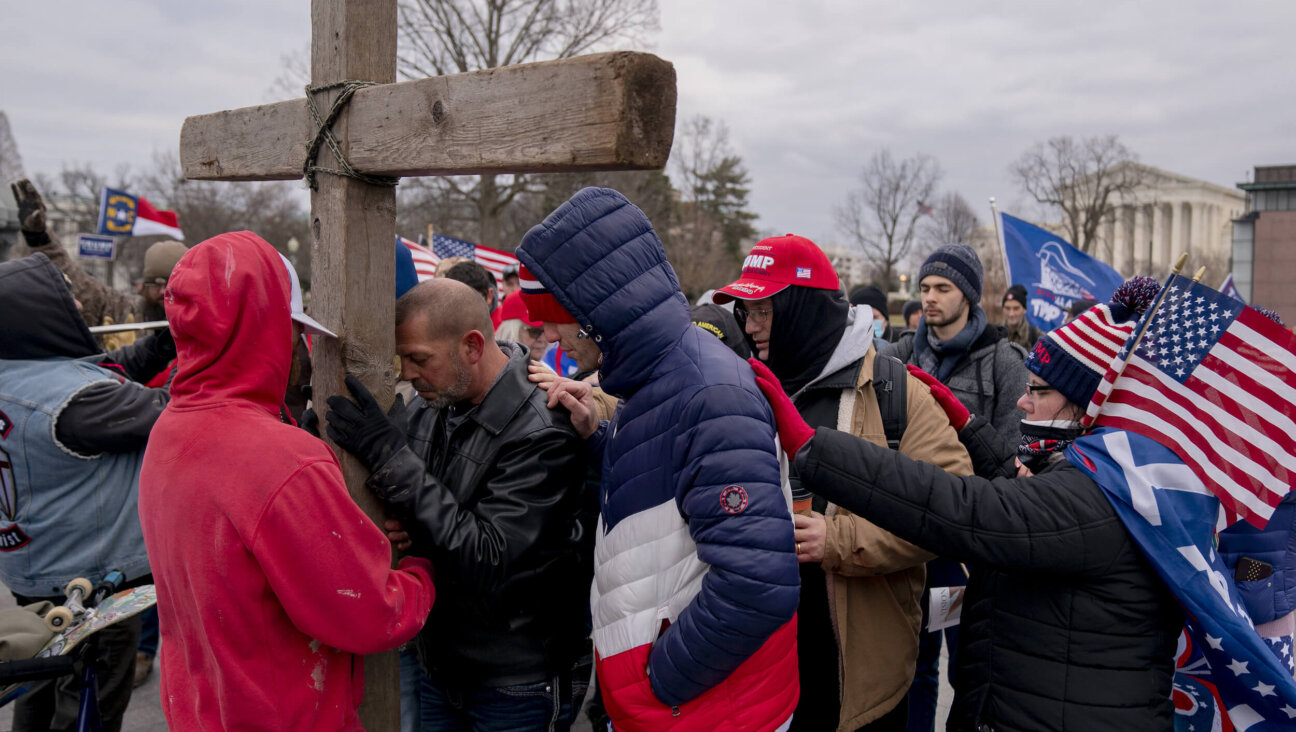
[{"left": 822, "top": 347, "right": 973, "bottom": 731}]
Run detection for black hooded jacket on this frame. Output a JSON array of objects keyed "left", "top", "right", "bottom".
[
  {"left": 795, "top": 427, "right": 1182, "bottom": 731},
  {"left": 0, "top": 253, "right": 170, "bottom": 455}
]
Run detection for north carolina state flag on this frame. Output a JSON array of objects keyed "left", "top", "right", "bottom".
[{"left": 97, "top": 187, "right": 184, "bottom": 240}]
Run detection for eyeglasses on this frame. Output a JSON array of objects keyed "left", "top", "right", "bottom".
[
  {"left": 735, "top": 306, "right": 774, "bottom": 325},
  {"left": 1024, "top": 382, "right": 1055, "bottom": 396}
]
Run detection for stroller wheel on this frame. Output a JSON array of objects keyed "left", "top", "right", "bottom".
[{"left": 45, "top": 606, "right": 74, "bottom": 632}]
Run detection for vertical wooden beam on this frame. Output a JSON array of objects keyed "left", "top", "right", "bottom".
[{"left": 309, "top": 1, "right": 400, "bottom": 730}]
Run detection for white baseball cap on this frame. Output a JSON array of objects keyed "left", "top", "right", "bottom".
[{"left": 278, "top": 253, "right": 336, "bottom": 338}]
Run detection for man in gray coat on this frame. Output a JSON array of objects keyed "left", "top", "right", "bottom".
[{"left": 881, "top": 244, "right": 1027, "bottom": 445}]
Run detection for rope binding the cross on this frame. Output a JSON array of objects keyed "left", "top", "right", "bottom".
[{"left": 302, "top": 80, "right": 401, "bottom": 191}]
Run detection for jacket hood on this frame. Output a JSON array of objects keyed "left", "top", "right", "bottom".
[
  {"left": 0, "top": 253, "right": 100, "bottom": 359},
  {"left": 165, "top": 231, "right": 293, "bottom": 414},
  {"left": 515, "top": 187, "right": 690, "bottom": 397},
  {"left": 795, "top": 306, "right": 875, "bottom": 398}
]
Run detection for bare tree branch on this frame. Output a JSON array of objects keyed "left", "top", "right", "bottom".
[
  {"left": 390, "top": 0, "right": 659, "bottom": 245},
  {"left": 1009, "top": 134, "right": 1145, "bottom": 254},
  {"left": 835, "top": 149, "right": 942, "bottom": 290}
]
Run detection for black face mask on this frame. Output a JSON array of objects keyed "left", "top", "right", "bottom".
[
  {"left": 1017, "top": 419, "right": 1086, "bottom": 473},
  {"left": 740, "top": 286, "right": 849, "bottom": 397}
]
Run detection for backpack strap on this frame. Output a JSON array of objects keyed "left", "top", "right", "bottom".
[{"left": 873, "top": 353, "right": 908, "bottom": 451}]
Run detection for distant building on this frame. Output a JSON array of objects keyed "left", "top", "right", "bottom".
[
  {"left": 1233, "top": 164, "right": 1296, "bottom": 320},
  {"left": 1089, "top": 163, "right": 1245, "bottom": 281},
  {"left": 822, "top": 244, "right": 870, "bottom": 294}
]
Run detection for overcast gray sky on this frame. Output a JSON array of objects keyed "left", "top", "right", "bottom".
[{"left": 3, "top": 0, "right": 1293, "bottom": 246}]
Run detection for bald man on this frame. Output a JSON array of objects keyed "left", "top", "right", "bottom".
[{"left": 324, "top": 279, "right": 595, "bottom": 730}]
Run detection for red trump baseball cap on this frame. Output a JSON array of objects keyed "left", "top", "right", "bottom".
[{"left": 713, "top": 234, "right": 840, "bottom": 303}]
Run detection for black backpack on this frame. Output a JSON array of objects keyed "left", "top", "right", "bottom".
[{"left": 873, "top": 353, "right": 908, "bottom": 450}]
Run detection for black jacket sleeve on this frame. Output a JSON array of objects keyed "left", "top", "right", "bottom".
[
  {"left": 958, "top": 415, "right": 1019, "bottom": 479},
  {"left": 365, "top": 424, "right": 587, "bottom": 594},
  {"left": 100, "top": 331, "right": 176, "bottom": 385},
  {"left": 796, "top": 426, "right": 1131, "bottom": 576},
  {"left": 56, "top": 381, "right": 169, "bottom": 456}
]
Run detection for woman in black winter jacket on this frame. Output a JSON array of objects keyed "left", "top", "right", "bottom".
[{"left": 754, "top": 279, "right": 1185, "bottom": 732}]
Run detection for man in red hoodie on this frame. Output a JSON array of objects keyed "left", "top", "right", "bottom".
[{"left": 138, "top": 231, "right": 436, "bottom": 731}]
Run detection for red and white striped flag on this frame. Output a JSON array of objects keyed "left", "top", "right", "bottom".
[
  {"left": 1085, "top": 274, "right": 1296, "bottom": 527},
  {"left": 398, "top": 236, "right": 438, "bottom": 281},
  {"left": 397, "top": 234, "right": 518, "bottom": 285}
]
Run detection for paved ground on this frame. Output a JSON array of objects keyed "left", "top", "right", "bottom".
[{"left": 0, "top": 585, "right": 951, "bottom": 730}]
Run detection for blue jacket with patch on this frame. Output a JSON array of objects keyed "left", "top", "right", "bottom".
[{"left": 517, "top": 188, "right": 799, "bottom": 727}]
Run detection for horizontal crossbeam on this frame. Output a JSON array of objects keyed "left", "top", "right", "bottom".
[{"left": 180, "top": 51, "right": 676, "bottom": 181}]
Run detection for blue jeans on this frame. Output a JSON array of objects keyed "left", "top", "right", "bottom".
[
  {"left": 137, "top": 606, "right": 160, "bottom": 657},
  {"left": 400, "top": 647, "right": 429, "bottom": 732},
  {"left": 416, "top": 659, "right": 590, "bottom": 732},
  {"left": 905, "top": 626, "right": 958, "bottom": 732}
]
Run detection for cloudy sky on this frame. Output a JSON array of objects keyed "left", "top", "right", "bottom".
[{"left": 3, "top": 0, "right": 1293, "bottom": 245}]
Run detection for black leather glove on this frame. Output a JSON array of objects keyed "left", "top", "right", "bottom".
[
  {"left": 325, "top": 375, "right": 408, "bottom": 470},
  {"left": 10, "top": 179, "right": 51, "bottom": 248},
  {"left": 150, "top": 328, "right": 177, "bottom": 362},
  {"left": 300, "top": 407, "right": 320, "bottom": 437}
]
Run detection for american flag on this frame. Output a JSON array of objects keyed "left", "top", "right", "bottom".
[
  {"left": 1085, "top": 274, "right": 1296, "bottom": 528},
  {"left": 397, "top": 233, "right": 519, "bottom": 286}
]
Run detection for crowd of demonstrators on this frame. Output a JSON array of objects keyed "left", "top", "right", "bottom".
[
  {"left": 716, "top": 235, "right": 972, "bottom": 732},
  {"left": 494, "top": 287, "right": 548, "bottom": 361},
  {"left": 9, "top": 180, "right": 185, "bottom": 348},
  {"left": 137, "top": 232, "right": 435, "bottom": 731},
  {"left": 0, "top": 253, "right": 173, "bottom": 732},
  {"left": 867, "top": 245, "right": 1027, "bottom": 731},
  {"left": 8, "top": 171, "right": 1296, "bottom": 732},
  {"left": 998, "top": 284, "right": 1041, "bottom": 352},
  {"left": 901, "top": 299, "right": 922, "bottom": 332},
  {"left": 516, "top": 188, "right": 801, "bottom": 731},
  {"left": 882, "top": 244, "right": 1028, "bottom": 445},
  {"left": 322, "top": 277, "right": 596, "bottom": 730},
  {"left": 441, "top": 259, "right": 503, "bottom": 329},
  {"left": 752, "top": 277, "right": 1188, "bottom": 731},
  {"left": 848, "top": 284, "right": 900, "bottom": 345}
]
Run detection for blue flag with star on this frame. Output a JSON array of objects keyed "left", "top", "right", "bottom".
[{"left": 1067, "top": 429, "right": 1296, "bottom": 729}]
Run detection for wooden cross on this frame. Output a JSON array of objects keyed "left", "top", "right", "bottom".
[{"left": 178, "top": 2, "right": 675, "bottom": 728}]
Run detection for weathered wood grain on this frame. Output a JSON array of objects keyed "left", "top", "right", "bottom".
[
  {"left": 303, "top": 2, "right": 400, "bottom": 730},
  {"left": 181, "top": 51, "right": 676, "bottom": 181}
]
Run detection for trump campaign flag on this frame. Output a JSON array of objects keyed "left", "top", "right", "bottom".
[
  {"left": 1085, "top": 273, "right": 1296, "bottom": 528},
  {"left": 397, "top": 233, "right": 518, "bottom": 285},
  {"left": 1067, "top": 429, "right": 1296, "bottom": 730},
  {"left": 998, "top": 212, "right": 1124, "bottom": 331},
  {"left": 96, "top": 188, "right": 184, "bottom": 240}
]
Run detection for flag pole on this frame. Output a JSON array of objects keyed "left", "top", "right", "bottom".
[
  {"left": 1082, "top": 253, "right": 1189, "bottom": 426},
  {"left": 989, "top": 197, "right": 1008, "bottom": 285},
  {"left": 88, "top": 320, "right": 170, "bottom": 335}
]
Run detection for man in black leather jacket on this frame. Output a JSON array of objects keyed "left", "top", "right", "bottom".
[{"left": 324, "top": 278, "right": 594, "bottom": 731}]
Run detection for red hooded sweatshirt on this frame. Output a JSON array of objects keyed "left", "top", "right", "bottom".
[{"left": 139, "top": 232, "right": 434, "bottom": 730}]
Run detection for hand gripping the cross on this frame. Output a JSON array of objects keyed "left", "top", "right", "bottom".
[{"left": 324, "top": 375, "right": 409, "bottom": 471}]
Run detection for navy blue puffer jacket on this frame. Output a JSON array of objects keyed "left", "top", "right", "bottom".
[{"left": 517, "top": 188, "right": 800, "bottom": 732}]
